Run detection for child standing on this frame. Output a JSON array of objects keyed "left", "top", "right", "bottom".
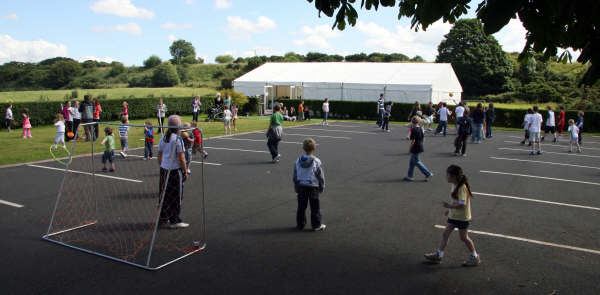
[
  {"left": 293, "top": 138, "right": 326, "bottom": 231},
  {"left": 404, "top": 116, "right": 433, "bottom": 181},
  {"left": 528, "top": 106, "right": 543, "bottom": 155},
  {"left": 121, "top": 101, "right": 129, "bottom": 121},
  {"left": 434, "top": 103, "right": 452, "bottom": 136},
  {"left": 101, "top": 127, "right": 116, "bottom": 172},
  {"left": 520, "top": 108, "right": 533, "bottom": 146},
  {"left": 181, "top": 122, "right": 194, "bottom": 174},
  {"left": 231, "top": 103, "right": 239, "bottom": 132},
  {"left": 21, "top": 108, "right": 32, "bottom": 139},
  {"left": 118, "top": 117, "right": 129, "bottom": 158},
  {"left": 557, "top": 106, "right": 566, "bottom": 138},
  {"left": 424, "top": 165, "right": 480, "bottom": 267},
  {"left": 191, "top": 121, "right": 208, "bottom": 159},
  {"left": 576, "top": 111, "right": 584, "bottom": 145},
  {"left": 5, "top": 104, "right": 13, "bottom": 132},
  {"left": 144, "top": 121, "right": 154, "bottom": 160},
  {"left": 382, "top": 102, "right": 393, "bottom": 132},
  {"left": 53, "top": 114, "right": 66, "bottom": 149},
  {"left": 568, "top": 119, "right": 582, "bottom": 153},
  {"left": 223, "top": 105, "right": 232, "bottom": 135},
  {"left": 322, "top": 98, "right": 330, "bottom": 126},
  {"left": 541, "top": 106, "right": 557, "bottom": 143}
]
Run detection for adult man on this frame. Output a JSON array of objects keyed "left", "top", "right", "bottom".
[
  {"left": 376, "top": 93, "right": 385, "bottom": 128},
  {"left": 79, "top": 95, "right": 95, "bottom": 141},
  {"left": 454, "top": 102, "right": 465, "bottom": 133}
]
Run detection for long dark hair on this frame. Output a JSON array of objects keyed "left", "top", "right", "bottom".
[
  {"left": 447, "top": 165, "right": 472, "bottom": 200},
  {"left": 164, "top": 126, "right": 178, "bottom": 143}
]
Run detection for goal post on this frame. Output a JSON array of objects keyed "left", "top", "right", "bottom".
[{"left": 43, "top": 122, "right": 207, "bottom": 270}]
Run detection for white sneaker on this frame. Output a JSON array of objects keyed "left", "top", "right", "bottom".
[
  {"left": 169, "top": 222, "right": 189, "bottom": 229},
  {"left": 274, "top": 154, "right": 281, "bottom": 163},
  {"left": 314, "top": 224, "right": 326, "bottom": 231},
  {"left": 187, "top": 169, "right": 191, "bottom": 174}
]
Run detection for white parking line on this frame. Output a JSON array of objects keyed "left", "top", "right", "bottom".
[
  {"left": 203, "top": 147, "right": 269, "bottom": 153},
  {"left": 473, "top": 192, "right": 600, "bottom": 211},
  {"left": 498, "top": 147, "right": 600, "bottom": 158},
  {"left": 434, "top": 225, "right": 600, "bottom": 255},
  {"left": 320, "top": 124, "right": 364, "bottom": 128},
  {"left": 125, "top": 154, "right": 222, "bottom": 166},
  {"left": 212, "top": 138, "right": 306, "bottom": 145},
  {"left": 489, "top": 157, "right": 600, "bottom": 170},
  {"left": 507, "top": 135, "right": 600, "bottom": 145},
  {"left": 28, "top": 164, "right": 143, "bottom": 183},
  {"left": 284, "top": 133, "right": 352, "bottom": 139},
  {"left": 0, "top": 199, "right": 24, "bottom": 208},
  {"left": 480, "top": 170, "right": 600, "bottom": 186},
  {"left": 291, "top": 127, "right": 375, "bottom": 134},
  {"left": 503, "top": 141, "right": 600, "bottom": 151}
]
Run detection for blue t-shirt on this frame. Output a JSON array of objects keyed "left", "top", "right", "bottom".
[{"left": 118, "top": 124, "right": 129, "bottom": 137}]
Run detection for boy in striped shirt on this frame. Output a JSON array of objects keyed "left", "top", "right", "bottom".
[{"left": 119, "top": 117, "right": 130, "bottom": 158}]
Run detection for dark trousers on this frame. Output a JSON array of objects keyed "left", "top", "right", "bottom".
[
  {"left": 376, "top": 110, "right": 384, "bottom": 127},
  {"left": 159, "top": 168, "right": 183, "bottom": 224},
  {"left": 93, "top": 119, "right": 100, "bottom": 141},
  {"left": 192, "top": 111, "right": 199, "bottom": 122},
  {"left": 435, "top": 120, "right": 448, "bottom": 136},
  {"left": 144, "top": 141, "right": 153, "bottom": 158},
  {"left": 454, "top": 134, "right": 467, "bottom": 155},
  {"left": 65, "top": 121, "right": 73, "bottom": 141},
  {"left": 158, "top": 116, "right": 165, "bottom": 133},
  {"left": 382, "top": 116, "right": 390, "bottom": 130},
  {"left": 296, "top": 186, "right": 322, "bottom": 229},
  {"left": 486, "top": 122, "right": 493, "bottom": 137},
  {"left": 267, "top": 137, "right": 280, "bottom": 159},
  {"left": 578, "top": 130, "right": 582, "bottom": 144},
  {"left": 73, "top": 119, "right": 81, "bottom": 138},
  {"left": 81, "top": 119, "right": 93, "bottom": 141}
]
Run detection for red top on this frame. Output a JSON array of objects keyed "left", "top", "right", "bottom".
[
  {"left": 193, "top": 129, "right": 201, "bottom": 145},
  {"left": 558, "top": 111, "right": 565, "bottom": 125},
  {"left": 61, "top": 106, "right": 71, "bottom": 121},
  {"left": 123, "top": 106, "right": 129, "bottom": 116},
  {"left": 94, "top": 104, "right": 102, "bottom": 119}
]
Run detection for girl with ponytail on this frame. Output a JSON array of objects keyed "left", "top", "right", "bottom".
[{"left": 424, "top": 165, "right": 481, "bottom": 267}]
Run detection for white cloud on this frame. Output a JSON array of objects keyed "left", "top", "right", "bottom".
[
  {"left": 226, "top": 16, "right": 276, "bottom": 39},
  {"left": 2, "top": 13, "right": 18, "bottom": 20},
  {"left": 0, "top": 35, "right": 68, "bottom": 64},
  {"left": 78, "top": 56, "right": 115, "bottom": 63},
  {"left": 185, "top": 0, "right": 195, "bottom": 5},
  {"left": 161, "top": 22, "right": 193, "bottom": 30},
  {"left": 294, "top": 24, "right": 340, "bottom": 50},
  {"left": 168, "top": 34, "right": 177, "bottom": 42},
  {"left": 493, "top": 18, "right": 527, "bottom": 53},
  {"left": 356, "top": 20, "right": 452, "bottom": 61},
  {"left": 215, "top": 0, "right": 232, "bottom": 9},
  {"left": 92, "top": 22, "right": 142, "bottom": 36},
  {"left": 90, "top": 0, "right": 154, "bottom": 19}
]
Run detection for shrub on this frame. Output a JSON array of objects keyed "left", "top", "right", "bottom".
[
  {"left": 152, "top": 63, "right": 180, "bottom": 87},
  {"left": 45, "top": 60, "right": 82, "bottom": 89},
  {"left": 109, "top": 62, "right": 126, "bottom": 77},
  {"left": 128, "top": 75, "right": 152, "bottom": 87},
  {"left": 143, "top": 55, "right": 162, "bottom": 69}
]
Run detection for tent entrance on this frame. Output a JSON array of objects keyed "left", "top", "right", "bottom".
[{"left": 262, "top": 86, "right": 274, "bottom": 115}]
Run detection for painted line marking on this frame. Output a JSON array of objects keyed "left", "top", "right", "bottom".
[
  {"left": 319, "top": 124, "right": 364, "bottom": 128},
  {"left": 28, "top": 164, "right": 143, "bottom": 183},
  {"left": 433, "top": 225, "right": 600, "bottom": 255},
  {"left": 490, "top": 156, "right": 600, "bottom": 170},
  {"left": 0, "top": 199, "right": 24, "bottom": 208},
  {"left": 212, "top": 137, "right": 306, "bottom": 145},
  {"left": 503, "top": 141, "right": 600, "bottom": 151},
  {"left": 291, "top": 127, "right": 375, "bottom": 134},
  {"left": 473, "top": 192, "right": 600, "bottom": 211},
  {"left": 284, "top": 133, "right": 352, "bottom": 139},
  {"left": 203, "top": 147, "right": 269, "bottom": 154},
  {"left": 480, "top": 170, "right": 600, "bottom": 186},
  {"left": 498, "top": 147, "right": 600, "bottom": 158},
  {"left": 125, "top": 154, "right": 222, "bottom": 166},
  {"left": 507, "top": 135, "right": 600, "bottom": 145}
]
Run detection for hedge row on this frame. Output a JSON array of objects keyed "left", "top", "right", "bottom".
[{"left": 279, "top": 99, "right": 599, "bottom": 133}]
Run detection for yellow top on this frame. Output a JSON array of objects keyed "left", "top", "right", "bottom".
[{"left": 449, "top": 184, "right": 471, "bottom": 221}]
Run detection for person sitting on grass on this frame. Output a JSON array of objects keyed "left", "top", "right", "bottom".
[
  {"left": 53, "top": 114, "right": 66, "bottom": 149},
  {"left": 144, "top": 121, "right": 154, "bottom": 160},
  {"left": 118, "top": 117, "right": 129, "bottom": 158},
  {"left": 424, "top": 165, "right": 480, "bottom": 267},
  {"left": 293, "top": 138, "right": 326, "bottom": 232},
  {"left": 288, "top": 107, "right": 297, "bottom": 122},
  {"left": 101, "top": 127, "right": 116, "bottom": 172}
]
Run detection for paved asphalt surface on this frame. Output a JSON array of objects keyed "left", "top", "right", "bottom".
[{"left": 1, "top": 121, "right": 599, "bottom": 294}]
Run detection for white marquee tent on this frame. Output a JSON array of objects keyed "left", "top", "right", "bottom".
[{"left": 233, "top": 62, "right": 463, "bottom": 106}]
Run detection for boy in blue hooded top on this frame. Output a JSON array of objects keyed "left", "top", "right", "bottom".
[{"left": 293, "top": 138, "right": 326, "bottom": 231}]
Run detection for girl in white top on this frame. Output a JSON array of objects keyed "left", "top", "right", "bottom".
[
  {"left": 567, "top": 119, "right": 581, "bottom": 153},
  {"left": 322, "top": 98, "right": 330, "bottom": 126},
  {"left": 223, "top": 105, "right": 233, "bottom": 135},
  {"left": 53, "top": 114, "right": 66, "bottom": 149}
]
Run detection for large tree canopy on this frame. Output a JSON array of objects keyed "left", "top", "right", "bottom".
[
  {"left": 169, "top": 39, "right": 196, "bottom": 65},
  {"left": 436, "top": 19, "right": 513, "bottom": 96},
  {"left": 307, "top": 0, "right": 600, "bottom": 85}
]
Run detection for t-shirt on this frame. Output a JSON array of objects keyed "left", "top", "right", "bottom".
[
  {"left": 193, "top": 129, "right": 201, "bottom": 145},
  {"left": 322, "top": 102, "right": 329, "bottom": 113},
  {"left": 104, "top": 134, "right": 115, "bottom": 151},
  {"left": 181, "top": 131, "right": 193, "bottom": 149},
  {"left": 94, "top": 105, "right": 102, "bottom": 119},
  {"left": 5, "top": 108, "right": 12, "bottom": 120},
  {"left": 455, "top": 106, "right": 465, "bottom": 118},
  {"left": 270, "top": 112, "right": 283, "bottom": 126},
  {"left": 384, "top": 104, "right": 392, "bottom": 118},
  {"left": 156, "top": 104, "right": 167, "bottom": 118},
  {"left": 546, "top": 110, "right": 555, "bottom": 126},
  {"left": 438, "top": 107, "right": 451, "bottom": 121},
  {"left": 123, "top": 106, "right": 128, "bottom": 116},
  {"left": 158, "top": 133, "right": 184, "bottom": 170},
  {"left": 568, "top": 125, "right": 579, "bottom": 138},
  {"left": 409, "top": 126, "right": 424, "bottom": 154},
  {"left": 576, "top": 116, "right": 584, "bottom": 129},
  {"left": 54, "top": 121, "right": 65, "bottom": 133},
  {"left": 192, "top": 99, "right": 201, "bottom": 112},
  {"left": 472, "top": 110, "right": 484, "bottom": 124},
  {"left": 71, "top": 107, "right": 81, "bottom": 120},
  {"left": 224, "top": 97, "right": 231, "bottom": 108},
  {"left": 224, "top": 109, "right": 232, "bottom": 120},
  {"left": 528, "top": 113, "right": 543, "bottom": 133},
  {"left": 145, "top": 127, "right": 154, "bottom": 143},
  {"left": 524, "top": 114, "right": 531, "bottom": 130},
  {"left": 298, "top": 104, "right": 304, "bottom": 113},
  {"left": 377, "top": 98, "right": 384, "bottom": 110},
  {"left": 449, "top": 184, "right": 471, "bottom": 221},
  {"left": 118, "top": 124, "right": 129, "bottom": 137},
  {"left": 423, "top": 106, "right": 434, "bottom": 116},
  {"left": 62, "top": 107, "right": 72, "bottom": 121}
]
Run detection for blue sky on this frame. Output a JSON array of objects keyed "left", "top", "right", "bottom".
[{"left": 0, "top": 0, "right": 530, "bottom": 66}]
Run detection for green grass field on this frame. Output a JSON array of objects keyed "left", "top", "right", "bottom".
[
  {"left": 0, "top": 115, "right": 313, "bottom": 166},
  {"left": 0, "top": 87, "right": 217, "bottom": 103}
]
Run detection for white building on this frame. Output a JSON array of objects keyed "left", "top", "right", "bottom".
[{"left": 233, "top": 62, "right": 463, "bottom": 107}]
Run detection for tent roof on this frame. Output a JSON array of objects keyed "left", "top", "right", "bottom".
[{"left": 234, "top": 62, "right": 462, "bottom": 91}]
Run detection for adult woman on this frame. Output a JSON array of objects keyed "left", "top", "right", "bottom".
[
  {"left": 289, "top": 107, "right": 297, "bottom": 122},
  {"left": 158, "top": 115, "right": 189, "bottom": 229},
  {"left": 156, "top": 98, "right": 167, "bottom": 134},
  {"left": 223, "top": 91, "right": 232, "bottom": 110},
  {"left": 192, "top": 96, "right": 201, "bottom": 122},
  {"left": 266, "top": 105, "right": 284, "bottom": 163},
  {"left": 71, "top": 100, "right": 81, "bottom": 139},
  {"left": 93, "top": 98, "right": 102, "bottom": 140}
]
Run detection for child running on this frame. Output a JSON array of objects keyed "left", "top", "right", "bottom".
[
  {"left": 21, "top": 108, "right": 32, "bottom": 139},
  {"left": 568, "top": 119, "right": 582, "bottom": 153},
  {"left": 223, "top": 105, "right": 232, "bottom": 135},
  {"left": 191, "top": 121, "right": 208, "bottom": 159},
  {"left": 101, "top": 127, "right": 116, "bottom": 172},
  {"left": 404, "top": 116, "right": 433, "bottom": 181},
  {"left": 181, "top": 122, "right": 194, "bottom": 174},
  {"left": 528, "top": 106, "right": 543, "bottom": 155},
  {"left": 118, "top": 117, "right": 129, "bottom": 158},
  {"left": 144, "top": 121, "right": 154, "bottom": 160},
  {"left": 424, "top": 165, "right": 480, "bottom": 267},
  {"left": 53, "top": 114, "right": 66, "bottom": 149},
  {"left": 293, "top": 138, "right": 326, "bottom": 231}
]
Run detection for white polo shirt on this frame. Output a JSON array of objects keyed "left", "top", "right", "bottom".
[{"left": 158, "top": 133, "right": 184, "bottom": 170}]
